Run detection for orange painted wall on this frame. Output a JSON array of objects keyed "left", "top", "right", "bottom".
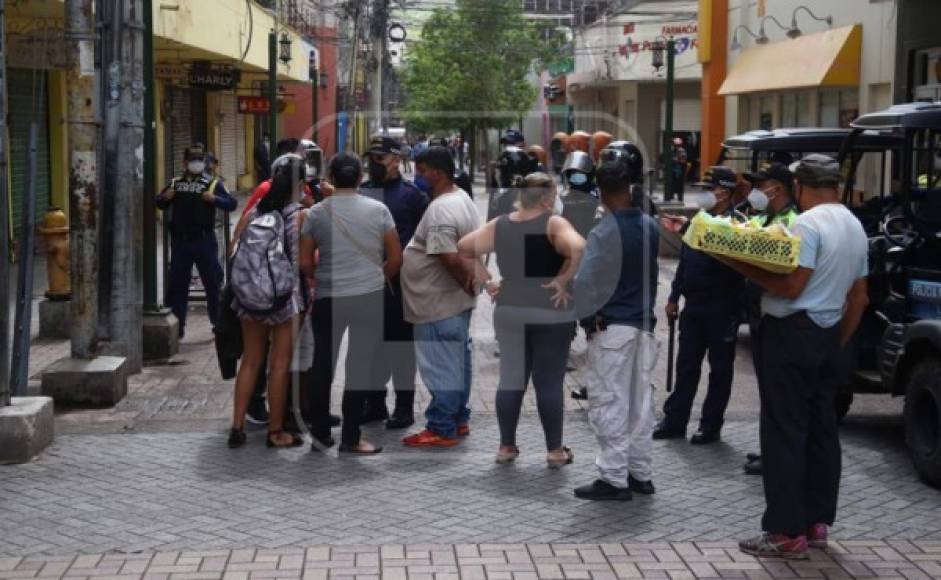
[
  {"left": 699, "top": 0, "right": 728, "bottom": 167},
  {"left": 284, "top": 27, "right": 339, "bottom": 158}
]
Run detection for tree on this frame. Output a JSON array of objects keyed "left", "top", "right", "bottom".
[{"left": 400, "top": 0, "right": 557, "bottom": 138}]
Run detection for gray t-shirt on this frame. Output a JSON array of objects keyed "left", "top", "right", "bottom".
[
  {"left": 402, "top": 189, "right": 481, "bottom": 324},
  {"left": 762, "top": 203, "right": 868, "bottom": 328},
  {"left": 301, "top": 193, "right": 395, "bottom": 298}
]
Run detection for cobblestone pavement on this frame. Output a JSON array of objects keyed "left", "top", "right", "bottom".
[{"left": 4, "top": 541, "right": 941, "bottom": 580}]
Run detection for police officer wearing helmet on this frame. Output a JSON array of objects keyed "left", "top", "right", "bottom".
[
  {"left": 653, "top": 166, "right": 744, "bottom": 445},
  {"left": 599, "top": 140, "right": 656, "bottom": 215},
  {"left": 489, "top": 136, "right": 539, "bottom": 220},
  {"left": 156, "top": 143, "right": 238, "bottom": 338},
  {"left": 740, "top": 162, "right": 799, "bottom": 475},
  {"left": 560, "top": 150, "right": 600, "bottom": 240},
  {"left": 360, "top": 135, "right": 430, "bottom": 428}
]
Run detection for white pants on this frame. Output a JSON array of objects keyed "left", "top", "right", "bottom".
[{"left": 585, "top": 325, "right": 659, "bottom": 487}]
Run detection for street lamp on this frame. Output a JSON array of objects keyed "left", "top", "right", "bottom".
[
  {"left": 279, "top": 32, "right": 293, "bottom": 65},
  {"left": 757, "top": 15, "right": 789, "bottom": 44},
  {"left": 730, "top": 24, "right": 761, "bottom": 51},
  {"left": 787, "top": 5, "right": 834, "bottom": 39},
  {"left": 652, "top": 35, "right": 678, "bottom": 202}
]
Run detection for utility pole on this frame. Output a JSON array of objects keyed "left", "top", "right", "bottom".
[
  {"left": 66, "top": 0, "right": 100, "bottom": 359},
  {"left": 143, "top": 0, "right": 157, "bottom": 314},
  {"left": 269, "top": 30, "right": 278, "bottom": 145},
  {"left": 370, "top": 0, "right": 389, "bottom": 135},
  {"left": 0, "top": 1, "right": 11, "bottom": 407},
  {"left": 662, "top": 37, "right": 676, "bottom": 202},
  {"left": 109, "top": 0, "right": 145, "bottom": 372},
  {"left": 98, "top": 0, "right": 122, "bottom": 340}
]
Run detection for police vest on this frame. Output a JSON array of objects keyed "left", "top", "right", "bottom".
[
  {"left": 166, "top": 176, "right": 219, "bottom": 235},
  {"left": 562, "top": 188, "right": 601, "bottom": 239},
  {"left": 749, "top": 203, "right": 799, "bottom": 229}
]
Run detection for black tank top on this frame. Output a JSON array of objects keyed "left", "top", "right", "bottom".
[{"left": 494, "top": 213, "right": 565, "bottom": 309}]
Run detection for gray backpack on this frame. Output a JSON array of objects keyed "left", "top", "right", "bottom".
[{"left": 231, "top": 210, "right": 295, "bottom": 314}]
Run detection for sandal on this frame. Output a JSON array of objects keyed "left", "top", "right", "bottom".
[
  {"left": 495, "top": 446, "right": 520, "bottom": 464},
  {"left": 227, "top": 427, "right": 246, "bottom": 449},
  {"left": 266, "top": 430, "right": 304, "bottom": 448},
  {"left": 547, "top": 446, "right": 574, "bottom": 469}
]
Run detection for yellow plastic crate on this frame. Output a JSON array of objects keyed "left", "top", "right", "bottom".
[{"left": 682, "top": 212, "right": 801, "bottom": 274}]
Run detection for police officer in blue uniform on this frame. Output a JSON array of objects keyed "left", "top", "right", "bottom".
[
  {"left": 653, "top": 166, "right": 744, "bottom": 444},
  {"left": 360, "top": 135, "right": 430, "bottom": 428},
  {"left": 157, "top": 143, "right": 238, "bottom": 337}
]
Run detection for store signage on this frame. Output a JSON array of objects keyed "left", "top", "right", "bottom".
[
  {"left": 155, "top": 64, "right": 187, "bottom": 79},
  {"left": 188, "top": 64, "right": 240, "bottom": 90},
  {"left": 238, "top": 96, "right": 271, "bottom": 114}
]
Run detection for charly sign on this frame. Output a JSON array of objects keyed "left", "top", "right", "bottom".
[{"left": 188, "top": 64, "right": 241, "bottom": 90}]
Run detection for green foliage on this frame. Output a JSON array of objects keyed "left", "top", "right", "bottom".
[{"left": 400, "top": 0, "right": 558, "bottom": 134}]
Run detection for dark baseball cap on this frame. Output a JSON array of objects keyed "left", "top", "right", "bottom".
[
  {"left": 366, "top": 135, "right": 402, "bottom": 157},
  {"left": 790, "top": 154, "right": 841, "bottom": 187},
  {"left": 697, "top": 166, "right": 738, "bottom": 189},
  {"left": 744, "top": 162, "right": 792, "bottom": 189},
  {"left": 184, "top": 143, "right": 206, "bottom": 160}
]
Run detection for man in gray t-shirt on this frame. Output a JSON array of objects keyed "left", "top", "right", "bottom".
[
  {"left": 721, "top": 155, "right": 869, "bottom": 560},
  {"left": 401, "top": 147, "right": 484, "bottom": 448}
]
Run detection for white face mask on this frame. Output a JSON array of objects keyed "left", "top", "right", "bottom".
[
  {"left": 698, "top": 191, "right": 717, "bottom": 211},
  {"left": 747, "top": 188, "right": 769, "bottom": 211},
  {"left": 188, "top": 161, "right": 206, "bottom": 175}
]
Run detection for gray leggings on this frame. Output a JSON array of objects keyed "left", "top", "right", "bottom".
[{"left": 494, "top": 306, "right": 574, "bottom": 450}]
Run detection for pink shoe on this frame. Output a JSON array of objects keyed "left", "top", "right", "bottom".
[{"left": 807, "top": 524, "right": 828, "bottom": 549}]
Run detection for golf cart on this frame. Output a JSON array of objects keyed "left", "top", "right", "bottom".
[{"left": 840, "top": 102, "right": 941, "bottom": 488}]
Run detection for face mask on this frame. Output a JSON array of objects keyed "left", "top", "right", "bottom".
[
  {"left": 698, "top": 191, "right": 717, "bottom": 211},
  {"left": 187, "top": 161, "right": 206, "bottom": 175},
  {"left": 414, "top": 175, "right": 431, "bottom": 194},
  {"left": 568, "top": 172, "right": 588, "bottom": 186},
  {"left": 368, "top": 160, "right": 388, "bottom": 182},
  {"left": 747, "top": 188, "right": 769, "bottom": 211}
]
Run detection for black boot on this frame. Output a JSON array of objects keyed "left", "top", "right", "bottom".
[{"left": 574, "top": 480, "right": 632, "bottom": 501}]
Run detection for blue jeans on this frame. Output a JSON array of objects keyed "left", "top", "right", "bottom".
[{"left": 414, "top": 310, "right": 473, "bottom": 438}]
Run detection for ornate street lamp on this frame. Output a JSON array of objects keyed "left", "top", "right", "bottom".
[{"left": 279, "top": 32, "right": 293, "bottom": 64}]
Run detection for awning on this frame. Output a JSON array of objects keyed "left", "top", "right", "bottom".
[{"left": 718, "top": 24, "right": 861, "bottom": 96}]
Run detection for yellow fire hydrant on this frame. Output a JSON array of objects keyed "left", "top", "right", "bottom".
[{"left": 38, "top": 207, "right": 70, "bottom": 300}]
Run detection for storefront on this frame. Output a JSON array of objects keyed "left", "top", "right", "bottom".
[
  {"left": 896, "top": 0, "right": 941, "bottom": 103},
  {"left": 7, "top": 68, "right": 52, "bottom": 228}
]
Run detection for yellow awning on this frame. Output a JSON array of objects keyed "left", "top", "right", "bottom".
[{"left": 718, "top": 24, "right": 861, "bottom": 96}]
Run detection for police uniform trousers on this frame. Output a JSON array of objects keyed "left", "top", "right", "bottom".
[
  {"left": 585, "top": 325, "right": 659, "bottom": 488},
  {"left": 661, "top": 304, "right": 738, "bottom": 434},
  {"left": 366, "top": 275, "right": 417, "bottom": 416},
  {"left": 167, "top": 230, "right": 223, "bottom": 331},
  {"left": 759, "top": 312, "right": 842, "bottom": 537}
]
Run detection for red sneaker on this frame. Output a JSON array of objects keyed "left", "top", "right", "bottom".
[
  {"left": 457, "top": 423, "right": 470, "bottom": 437},
  {"left": 402, "top": 429, "right": 460, "bottom": 448},
  {"left": 807, "top": 524, "right": 828, "bottom": 549},
  {"left": 739, "top": 533, "right": 809, "bottom": 560}
]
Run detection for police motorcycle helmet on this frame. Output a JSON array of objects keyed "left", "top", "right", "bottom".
[
  {"left": 598, "top": 140, "right": 645, "bottom": 185},
  {"left": 560, "top": 150, "right": 595, "bottom": 191},
  {"left": 488, "top": 143, "right": 539, "bottom": 219}
]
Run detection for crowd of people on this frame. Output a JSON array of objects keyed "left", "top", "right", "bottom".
[{"left": 157, "top": 128, "right": 870, "bottom": 561}]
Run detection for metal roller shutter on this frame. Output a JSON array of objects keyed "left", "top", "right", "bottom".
[
  {"left": 219, "top": 94, "right": 238, "bottom": 187},
  {"left": 170, "top": 86, "right": 192, "bottom": 170},
  {"left": 8, "top": 68, "right": 50, "bottom": 227},
  {"left": 236, "top": 106, "right": 247, "bottom": 176},
  {"left": 660, "top": 98, "right": 702, "bottom": 132}
]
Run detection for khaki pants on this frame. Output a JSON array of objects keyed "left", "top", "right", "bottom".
[{"left": 585, "top": 325, "right": 659, "bottom": 487}]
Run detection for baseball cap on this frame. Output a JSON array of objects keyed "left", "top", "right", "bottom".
[
  {"left": 696, "top": 166, "right": 738, "bottom": 189},
  {"left": 366, "top": 135, "right": 402, "bottom": 157},
  {"left": 789, "top": 154, "right": 841, "bottom": 187},
  {"left": 744, "top": 162, "right": 792, "bottom": 189},
  {"left": 184, "top": 143, "right": 206, "bottom": 160}
]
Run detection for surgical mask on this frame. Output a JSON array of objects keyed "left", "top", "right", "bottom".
[
  {"left": 414, "top": 175, "right": 431, "bottom": 194},
  {"left": 187, "top": 161, "right": 206, "bottom": 175},
  {"left": 305, "top": 165, "right": 318, "bottom": 182},
  {"left": 368, "top": 160, "right": 388, "bottom": 182},
  {"left": 568, "top": 172, "right": 588, "bottom": 186},
  {"left": 747, "top": 188, "right": 769, "bottom": 211},
  {"left": 698, "top": 191, "right": 717, "bottom": 211}
]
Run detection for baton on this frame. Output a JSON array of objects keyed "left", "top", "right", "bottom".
[{"left": 666, "top": 317, "right": 676, "bottom": 392}]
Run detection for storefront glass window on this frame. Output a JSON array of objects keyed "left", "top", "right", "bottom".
[
  {"left": 839, "top": 88, "right": 859, "bottom": 128},
  {"left": 797, "top": 92, "right": 812, "bottom": 127},
  {"left": 759, "top": 95, "right": 774, "bottom": 130},
  {"left": 819, "top": 89, "right": 839, "bottom": 127},
  {"left": 782, "top": 94, "right": 796, "bottom": 127}
]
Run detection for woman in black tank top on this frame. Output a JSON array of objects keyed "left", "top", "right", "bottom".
[{"left": 458, "top": 173, "right": 586, "bottom": 467}]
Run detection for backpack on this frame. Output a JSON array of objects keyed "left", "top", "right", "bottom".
[{"left": 230, "top": 210, "right": 295, "bottom": 315}]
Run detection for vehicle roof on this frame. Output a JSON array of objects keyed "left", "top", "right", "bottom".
[
  {"left": 722, "top": 127, "right": 901, "bottom": 152},
  {"left": 850, "top": 102, "right": 941, "bottom": 130}
]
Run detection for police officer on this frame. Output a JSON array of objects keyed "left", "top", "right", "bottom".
[
  {"left": 489, "top": 134, "right": 538, "bottom": 220},
  {"left": 653, "top": 166, "right": 744, "bottom": 444},
  {"left": 157, "top": 143, "right": 237, "bottom": 338},
  {"left": 670, "top": 137, "right": 688, "bottom": 202},
  {"left": 740, "top": 162, "right": 799, "bottom": 474},
  {"left": 559, "top": 150, "right": 599, "bottom": 239},
  {"left": 600, "top": 141, "right": 654, "bottom": 215},
  {"left": 360, "top": 135, "right": 430, "bottom": 428}
]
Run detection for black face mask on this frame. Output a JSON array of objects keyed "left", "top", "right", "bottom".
[{"left": 368, "top": 160, "right": 388, "bottom": 182}]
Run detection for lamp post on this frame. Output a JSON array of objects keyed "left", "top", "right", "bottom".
[
  {"left": 313, "top": 69, "right": 328, "bottom": 145},
  {"left": 268, "top": 31, "right": 278, "bottom": 144},
  {"left": 653, "top": 36, "right": 676, "bottom": 202}
]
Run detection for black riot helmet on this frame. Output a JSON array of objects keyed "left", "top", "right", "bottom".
[
  {"left": 497, "top": 146, "right": 538, "bottom": 188},
  {"left": 598, "top": 140, "right": 644, "bottom": 185}
]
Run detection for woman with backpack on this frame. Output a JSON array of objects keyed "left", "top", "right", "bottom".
[
  {"left": 300, "top": 152, "right": 403, "bottom": 454},
  {"left": 227, "top": 155, "right": 309, "bottom": 449}
]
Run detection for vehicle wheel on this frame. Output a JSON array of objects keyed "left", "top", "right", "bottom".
[
  {"left": 903, "top": 357, "right": 941, "bottom": 488},
  {"left": 835, "top": 388, "right": 853, "bottom": 423}
]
